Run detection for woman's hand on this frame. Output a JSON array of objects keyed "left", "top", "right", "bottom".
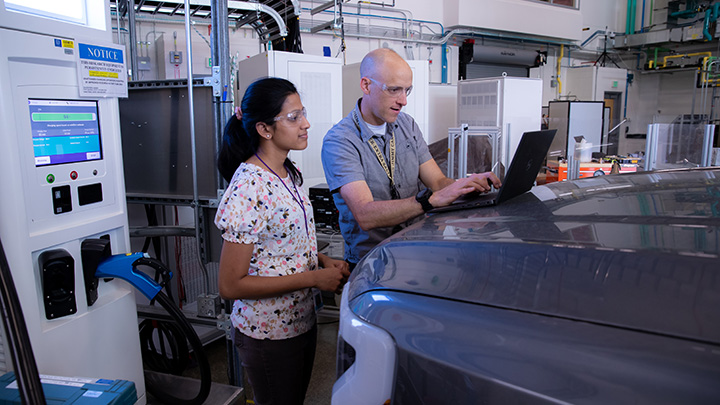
[
  {"left": 313, "top": 267, "right": 351, "bottom": 294},
  {"left": 321, "top": 255, "right": 349, "bottom": 274},
  {"left": 314, "top": 255, "right": 351, "bottom": 294}
]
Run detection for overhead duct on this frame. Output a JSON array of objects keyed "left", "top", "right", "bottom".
[{"left": 472, "top": 45, "right": 538, "bottom": 66}]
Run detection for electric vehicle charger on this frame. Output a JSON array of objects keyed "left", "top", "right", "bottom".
[{"left": 93, "top": 252, "right": 211, "bottom": 405}]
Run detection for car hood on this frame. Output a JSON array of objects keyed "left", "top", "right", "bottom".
[{"left": 348, "top": 168, "right": 720, "bottom": 344}]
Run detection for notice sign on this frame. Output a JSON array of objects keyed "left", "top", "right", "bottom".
[{"left": 77, "top": 42, "right": 128, "bottom": 98}]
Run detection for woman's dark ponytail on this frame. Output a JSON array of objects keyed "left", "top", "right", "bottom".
[
  {"left": 217, "top": 77, "right": 304, "bottom": 185},
  {"left": 217, "top": 115, "right": 253, "bottom": 182}
]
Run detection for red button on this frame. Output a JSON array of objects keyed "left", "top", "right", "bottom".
[{"left": 70, "top": 171, "right": 78, "bottom": 180}]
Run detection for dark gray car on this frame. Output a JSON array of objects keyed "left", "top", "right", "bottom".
[{"left": 333, "top": 167, "right": 720, "bottom": 404}]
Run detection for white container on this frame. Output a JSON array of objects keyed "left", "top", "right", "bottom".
[
  {"left": 548, "top": 101, "right": 605, "bottom": 161},
  {"left": 457, "top": 76, "right": 543, "bottom": 169}
]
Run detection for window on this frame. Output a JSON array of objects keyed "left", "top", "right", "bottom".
[
  {"left": 531, "top": 0, "right": 578, "bottom": 9},
  {"left": 5, "top": 0, "right": 87, "bottom": 25}
]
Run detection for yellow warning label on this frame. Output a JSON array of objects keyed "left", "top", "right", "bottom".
[
  {"left": 61, "top": 40, "right": 74, "bottom": 48},
  {"left": 89, "top": 71, "right": 119, "bottom": 78}
]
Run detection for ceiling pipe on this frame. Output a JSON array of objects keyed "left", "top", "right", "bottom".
[
  {"left": 129, "top": 0, "right": 289, "bottom": 36},
  {"left": 307, "top": 6, "right": 574, "bottom": 47},
  {"left": 309, "top": 2, "right": 415, "bottom": 39},
  {"left": 309, "top": 24, "right": 575, "bottom": 48},
  {"left": 355, "top": 2, "right": 413, "bottom": 26},
  {"left": 290, "top": 0, "right": 302, "bottom": 16},
  {"left": 227, "top": 0, "right": 288, "bottom": 36},
  {"left": 358, "top": 0, "right": 395, "bottom": 7}
]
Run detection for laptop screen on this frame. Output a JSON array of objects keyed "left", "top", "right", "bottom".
[{"left": 430, "top": 129, "right": 557, "bottom": 213}]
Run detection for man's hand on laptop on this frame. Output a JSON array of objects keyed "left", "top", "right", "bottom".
[{"left": 429, "top": 172, "right": 502, "bottom": 208}]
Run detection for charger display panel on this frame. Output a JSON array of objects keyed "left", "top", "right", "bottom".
[{"left": 29, "top": 99, "right": 103, "bottom": 167}]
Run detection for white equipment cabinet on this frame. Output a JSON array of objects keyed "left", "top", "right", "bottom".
[
  {"left": 565, "top": 66, "right": 627, "bottom": 104},
  {"left": 342, "top": 59, "right": 430, "bottom": 143},
  {"left": 565, "top": 66, "right": 626, "bottom": 155},
  {"left": 457, "top": 76, "right": 542, "bottom": 169},
  {"left": 237, "top": 51, "right": 343, "bottom": 190},
  {"left": 0, "top": 0, "right": 145, "bottom": 401},
  {"left": 547, "top": 101, "right": 605, "bottom": 159}
]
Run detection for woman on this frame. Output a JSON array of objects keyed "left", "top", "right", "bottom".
[{"left": 215, "top": 77, "right": 350, "bottom": 405}]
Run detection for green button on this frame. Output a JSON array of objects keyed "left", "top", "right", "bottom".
[{"left": 46, "top": 174, "right": 55, "bottom": 183}]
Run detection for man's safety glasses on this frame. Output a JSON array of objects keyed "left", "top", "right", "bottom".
[{"left": 368, "top": 77, "right": 413, "bottom": 98}]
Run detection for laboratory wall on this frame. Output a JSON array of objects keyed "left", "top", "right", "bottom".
[
  {"left": 625, "top": 69, "right": 708, "bottom": 132},
  {"left": 114, "top": 0, "right": 716, "bottom": 165},
  {"left": 117, "top": 0, "right": 632, "bottom": 83},
  {"left": 119, "top": 21, "right": 454, "bottom": 83}
]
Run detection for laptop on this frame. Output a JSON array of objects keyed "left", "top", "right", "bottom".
[{"left": 430, "top": 129, "right": 557, "bottom": 213}]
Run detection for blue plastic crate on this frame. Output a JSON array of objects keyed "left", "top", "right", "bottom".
[{"left": 0, "top": 372, "right": 136, "bottom": 404}]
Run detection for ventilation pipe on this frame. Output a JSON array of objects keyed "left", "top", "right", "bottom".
[
  {"left": 703, "top": 2, "right": 720, "bottom": 41},
  {"left": 472, "top": 45, "right": 538, "bottom": 66}
]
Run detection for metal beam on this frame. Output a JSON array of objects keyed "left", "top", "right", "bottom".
[
  {"left": 310, "top": 20, "right": 334, "bottom": 34},
  {"left": 311, "top": 0, "right": 336, "bottom": 16}
]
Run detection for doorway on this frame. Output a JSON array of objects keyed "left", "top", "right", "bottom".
[{"left": 604, "top": 91, "right": 622, "bottom": 155}]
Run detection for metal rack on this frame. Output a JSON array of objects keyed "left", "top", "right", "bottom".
[
  {"left": 447, "top": 125, "right": 502, "bottom": 180},
  {"left": 645, "top": 122, "right": 716, "bottom": 171}
]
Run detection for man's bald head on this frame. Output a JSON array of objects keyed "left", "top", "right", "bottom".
[
  {"left": 358, "top": 48, "right": 413, "bottom": 125},
  {"left": 360, "top": 48, "right": 407, "bottom": 80}
]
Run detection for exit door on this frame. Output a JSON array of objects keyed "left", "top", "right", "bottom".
[{"left": 604, "top": 91, "right": 622, "bottom": 155}]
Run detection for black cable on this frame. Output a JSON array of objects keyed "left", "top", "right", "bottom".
[
  {"left": 139, "top": 319, "right": 190, "bottom": 375},
  {"left": 144, "top": 291, "right": 211, "bottom": 405},
  {"left": 0, "top": 237, "right": 46, "bottom": 404},
  {"left": 141, "top": 204, "right": 162, "bottom": 258}
]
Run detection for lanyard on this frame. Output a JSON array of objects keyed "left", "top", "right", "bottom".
[
  {"left": 255, "top": 154, "right": 310, "bottom": 238},
  {"left": 353, "top": 110, "right": 399, "bottom": 198},
  {"left": 368, "top": 135, "right": 395, "bottom": 187}
]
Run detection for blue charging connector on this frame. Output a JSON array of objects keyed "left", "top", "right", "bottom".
[{"left": 95, "top": 253, "right": 167, "bottom": 300}]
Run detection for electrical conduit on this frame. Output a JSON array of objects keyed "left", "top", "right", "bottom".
[
  {"left": 557, "top": 44, "right": 563, "bottom": 97},
  {"left": 641, "top": 0, "right": 646, "bottom": 32}
]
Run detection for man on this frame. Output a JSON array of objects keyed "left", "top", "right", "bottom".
[{"left": 322, "top": 48, "right": 501, "bottom": 268}]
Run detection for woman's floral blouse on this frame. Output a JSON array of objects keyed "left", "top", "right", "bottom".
[{"left": 215, "top": 162, "right": 318, "bottom": 340}]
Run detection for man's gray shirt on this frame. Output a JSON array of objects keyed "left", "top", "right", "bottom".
[{"left": 321, "top": 101, "right": 432, "bottom": 263}]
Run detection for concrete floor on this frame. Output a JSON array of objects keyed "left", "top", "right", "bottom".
[{"left": 177, "top": 314, "right": 340, "bottom": 405}]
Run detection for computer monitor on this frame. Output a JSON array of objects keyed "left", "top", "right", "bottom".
[{"left": 29, "top": 99, "right": 103, "bottom": 167}]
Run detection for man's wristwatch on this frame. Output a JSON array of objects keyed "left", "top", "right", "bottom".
[{"left": 415, "top": 188, "right": 434, "bottom": 212}]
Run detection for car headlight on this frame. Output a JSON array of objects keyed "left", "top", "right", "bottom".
[
  {"left": 335, "top": 334, "right": 356, "bottom": 379},
  {"left": 332, "top": 284, "right": 396, "bottom": 405}
]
